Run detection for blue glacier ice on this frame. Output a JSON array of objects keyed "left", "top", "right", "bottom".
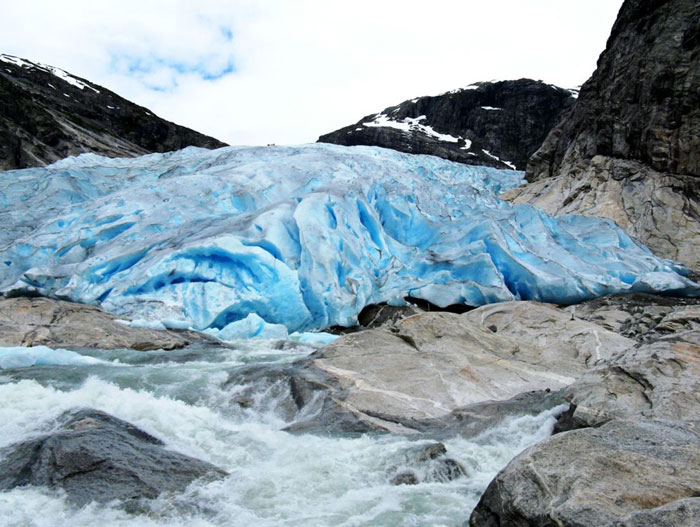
[
  {"left": 0, "top": 144, "right": 697, "bottom": 336},
  {"left": 0, "top": 346, "right": 106, "bottom": 369}
]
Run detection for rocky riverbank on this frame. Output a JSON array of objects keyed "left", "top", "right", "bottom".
[{"left": 2, "top": 292, "right": 698, "bottom": 524}]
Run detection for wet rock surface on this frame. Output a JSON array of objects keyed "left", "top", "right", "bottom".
[
  {"left": 230, "top": 308, "right": 621, "bottom": 435},
  {"left": 389, "top": 442, "right": 467, "bottom": 485},
  {"left": 469, "top": 321, "right": 700, "bottom": 525},
  {"left": 318, "top": 79, "right": 574, "bottom": 170},
  {"left": 0, "top": 408, "right": 227, "bottom": 506},
  {"left": 0, "top": 296, "right": 210, "bottom": 350}
]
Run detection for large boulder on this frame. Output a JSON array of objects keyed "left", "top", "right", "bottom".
[
  {"left": 504, "top": 0, "right": 700, "bottom": 269},
  {"left": 469, "top": 419, "right": 700, "bottom": 527},
  {"left": 0, "top": 408, "right": 227, "bottom": 506},
  {"left": 0, "top": 296, "right": 209, "bottom": 350}
]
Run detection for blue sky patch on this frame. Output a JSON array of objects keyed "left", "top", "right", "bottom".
[{"left": 111, "top": 52, "right": 236, "bottom": 91}]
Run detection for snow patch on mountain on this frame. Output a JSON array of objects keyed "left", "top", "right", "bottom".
[
  {"left": 363, "top": 114, "right": 463, "bottom": 143},
  {"left": 0, "top": 54, "right": 100, "bottom": 93}
]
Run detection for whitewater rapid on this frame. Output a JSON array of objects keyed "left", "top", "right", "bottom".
[{"left": 0, "top": 341, "right": 563, "bottom": 527}]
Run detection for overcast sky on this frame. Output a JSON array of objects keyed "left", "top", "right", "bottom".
[{"left": 1, "top": 1, "right": 624, "bottom": 146}]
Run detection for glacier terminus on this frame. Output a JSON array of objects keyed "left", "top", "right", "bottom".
[{"left": 1, "top": 144, "right": 697, "bottom": 339}]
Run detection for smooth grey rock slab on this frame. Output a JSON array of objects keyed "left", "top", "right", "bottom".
[
  {"left": 0, "top": 408, "right": 227, "bottom": 506},
  {"left": 463, "top": 301, "right": 635, "bottom": 374},
  {"left": 308, "top": 312, "right": 576, "bottom": 432}
]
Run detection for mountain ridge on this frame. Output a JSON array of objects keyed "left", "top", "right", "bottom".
[
  {"left": 318, "top": 79, "right": 576, "bottom": 170},
  {"left": 0, "top": 54, "right": 227, "bottom": 170}
]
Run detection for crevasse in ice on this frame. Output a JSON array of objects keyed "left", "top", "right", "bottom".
[{"left": 0, "top": 144, "right": 697, "bottom": 336}]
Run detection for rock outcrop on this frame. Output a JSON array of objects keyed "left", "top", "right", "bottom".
[
  {"left": 559, "top": 330, "right": 700, "bottom": 429},
  {"left": 505, "top": 0, "right": 700, "bottom": 269},
  {"left": 232, "top": 306, "right": 632, "bottom": 434},
  {"left": 0, "top": 408, "right": 227, "bottom": 506},
  {"left": 0, "top": 296, "right": 209, "bottom": 350},
  {"left": 469, "top": 322, "right": 700, "bottom": 525},
  {"left": 318, "top": 79, "right": 575, "bottom": 170},
  {"left": 570, "top": 292, "right": 700, "bottom": 342},
  {"left": 0, "top": 54, "right": 226, "bottom": 170},
  {"left": 462, "top": 301, "right": 635, "bottom": 373}
]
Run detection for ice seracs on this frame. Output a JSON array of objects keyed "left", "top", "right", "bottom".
[{"left": 0, "top": 144, "right": 697, "bottom": 338}]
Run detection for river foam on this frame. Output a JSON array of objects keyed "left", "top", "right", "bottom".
[{"left": 0, "top": 341, "right": 563, "bottom": 526}]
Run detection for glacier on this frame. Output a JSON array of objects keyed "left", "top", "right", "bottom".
[
  {"left": 0, "top": 346, "right": 106, "bottom": 369},
  {"left": 0, "top": 143, "right": 697, "bottom": 337}
]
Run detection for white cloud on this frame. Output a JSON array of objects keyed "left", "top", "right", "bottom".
[{"left": 0, "top": 0, "right": 624, "bottom": 145}]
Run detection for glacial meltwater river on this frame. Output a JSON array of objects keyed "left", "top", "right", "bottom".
[{"left": 0, "top": 340, "right": 563, "bottom": 527}]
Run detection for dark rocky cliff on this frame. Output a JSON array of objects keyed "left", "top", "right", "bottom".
[
  {"left": 318, "top": 79, "right": 575, "bottom": 170},
  {"left": 0, "top": 54, "right": 227, "bottom": 170},
  {"left": 506, "top": 0, "right": 700, "bottom": 269},
  {"left": 527, "top": 0, "right": 700, "bottom": 181}
]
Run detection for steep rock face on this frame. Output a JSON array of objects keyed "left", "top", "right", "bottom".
[
  {"left": 508, "top": 0, "right": 700, "bottom": 269},
  {"left": 0, "top": 54, "right": 226, "bottom": 170},
  {"left": 318, "top": 79, "right": 575, "bottom": 170}
]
